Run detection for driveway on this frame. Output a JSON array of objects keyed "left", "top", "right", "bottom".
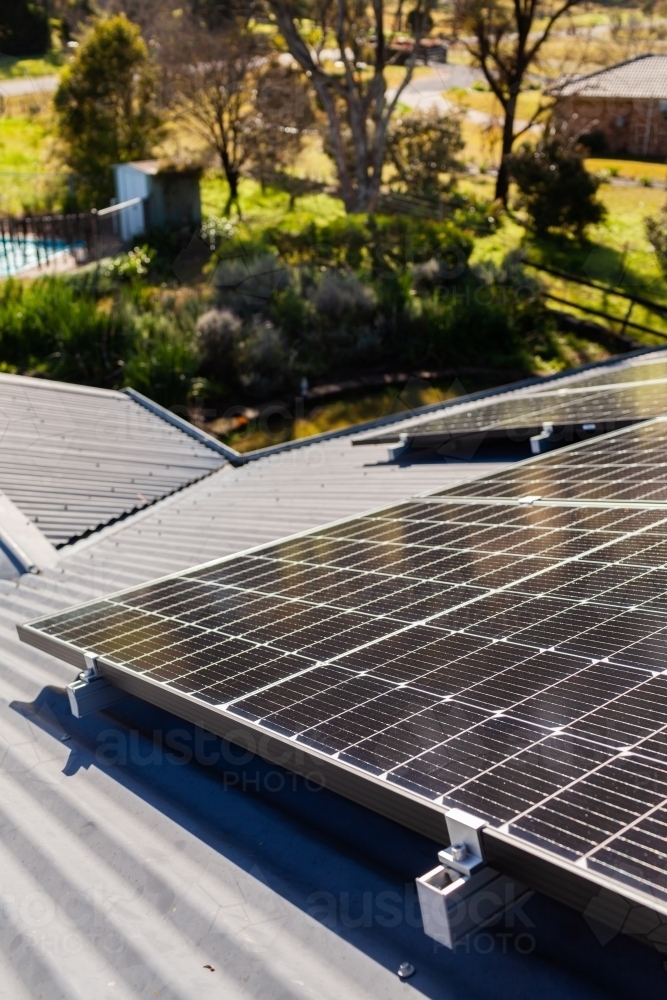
[{"left": 0, "top": 75, "right": 59, "bottom": 97}]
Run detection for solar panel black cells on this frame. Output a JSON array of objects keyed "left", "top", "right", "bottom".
[
  {"left": 18, "top": 417, "right": 667, "bottom": 919},
  {"left": 391, "top": 380, "right": 667, "bottom": 441},
  {"left": 358, "top": 354, "right": 667, "bottom": 447},
  {"left": 440, "top": 419, "right": 667, "bottom": 504}
]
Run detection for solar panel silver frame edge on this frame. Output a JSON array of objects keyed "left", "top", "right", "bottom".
[{"left": 18, "top": 614, "right": 667, "bottom": 926}]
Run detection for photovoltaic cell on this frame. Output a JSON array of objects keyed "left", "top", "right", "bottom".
[
  {"left": 357, "top": 355, "right": 667, "bottom": 447},
  {"left": 18, "top": 414, "right": 667, "bottom": 914}
]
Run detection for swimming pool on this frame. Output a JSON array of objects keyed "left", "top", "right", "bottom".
[{"left": 0, "top": 237, "right": 71, "bottom": 277}]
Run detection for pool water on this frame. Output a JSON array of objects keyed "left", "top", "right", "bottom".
[{"left": 0, "top": 237, "right": 71, "bottom": 277}]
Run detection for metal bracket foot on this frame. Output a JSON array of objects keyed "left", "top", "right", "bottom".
[
  {"left": 66, "top": 653, "right": 126, "bottom": 718},
  {"left": 416, "top": 808, "right": 530, "bottom": 949},
  {"left": 530, "top": 422, "right": 555, "bottom": 455}
]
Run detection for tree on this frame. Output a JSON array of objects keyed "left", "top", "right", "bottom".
[
  {"left": 268, "top": 0, "right": 435, "bottom": 213},
  {"left": 55, "top": 16, "right": 162, "bottom": 208},
  {"left": 453, "top": 0, "right": 582, "bottom": 204},
  {"left": 387, "top": 108, "right": 464, "bottom": 197},
  {"left": 508, "top": 134, "right": 605, "bottom": 237},
  {"left": 0, "top": 1, "right": 50, "bottom": 55},
  {"left": 646, "top": 206, "right": 667, "bottom": 278},
  {"left": 162, "top": 22, "right": 313, "bottom": 214}
]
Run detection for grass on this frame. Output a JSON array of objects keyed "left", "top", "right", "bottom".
[
  {"left": 0, "top": 53, "right": 65, "bottom": 80},
  {"left": 463, "top": 178, "right": 667, "bottom": 344},
  {"left": 200, "top": 170, "right": 345, "bottom": 229},
  {"left": 218, "top": 376, "right": 496, "bottom": 452},
  {"left": 0, "top": 114, "right": 64, "bottom": 215},
  {"left": 587, "top": 159, "right": 667, "bottom": 183},
  {"left": 448, "top": 87, "right": 547, "bottom": 124}
]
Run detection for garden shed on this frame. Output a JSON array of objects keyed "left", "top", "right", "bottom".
[
  {"left": 552, "top": 53, "right": 667, "bottom": 157},
  {"left": 112, "top": 159, "right": 202, "bottom": 241}
]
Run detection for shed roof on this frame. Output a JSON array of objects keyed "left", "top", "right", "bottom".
[{"left": 553, "top": 53, "right": 667, "bottom": 100}]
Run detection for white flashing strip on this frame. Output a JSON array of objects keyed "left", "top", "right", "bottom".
[{"left": 0, "top": 488, "right": 58, "bottom": 573}]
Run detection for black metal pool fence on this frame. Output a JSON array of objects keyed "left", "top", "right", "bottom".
[{"left": 0, "top": 198, "right": 143, "bottom": 277}]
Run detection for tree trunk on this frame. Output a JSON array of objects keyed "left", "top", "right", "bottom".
[
  {"left": 495, "top": 94, "right": 517, "bottom": 205},
  {"left": 224, "top": 169, "right": 240, "bottom": 216}
]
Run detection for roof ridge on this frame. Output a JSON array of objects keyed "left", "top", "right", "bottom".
[
  {"left": 0, "top": 372, "right": 122, "bottom": 398},
  {"left": 553, "top": 52, "right": 662, "bottom": 89}
]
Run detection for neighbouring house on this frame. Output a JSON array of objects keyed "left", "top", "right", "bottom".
[
  {"left": 112, "top": 159, "right": 202, "bottom": 241},
  {"left": 551, "top": 53, "right": 667, "bottom": 158}
]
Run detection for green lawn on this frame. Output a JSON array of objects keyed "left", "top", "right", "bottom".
[
  {"left": 0, "top": 53, "right": 65, "bottom": 80},
  {"left": 0, "top": 115, "right": 64, "bottom": 215},
  {"left": 201, "top": 170, "right": 346, "bottom": 230},
  {"left": 464, "top": 176, "right": 667, "bottom": 344}
]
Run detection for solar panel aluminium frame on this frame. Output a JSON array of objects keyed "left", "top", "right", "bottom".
[{"left": 19, "top": 416, "right": 667, "bottom": 931}]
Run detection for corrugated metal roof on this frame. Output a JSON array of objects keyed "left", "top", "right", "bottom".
[
  {"left": 0, "top": 374, "right": 225, "bottom": 548},
  {"left": 2, "top": 357, "right": 666, "bottom": 996},
  {"left": 554, "top": 54, "right": 667, "bottom": 100},
  {"left": 0, "top": 444, "right": 542, "bottom": 999}
]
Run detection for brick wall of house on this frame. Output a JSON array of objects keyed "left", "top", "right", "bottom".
[{"left": 556, "top": 96, "right": 667, "bottom": 157}]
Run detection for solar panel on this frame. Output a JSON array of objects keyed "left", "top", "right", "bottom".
[
  {"left": 355, "top": 354, "right": 667, "bottom": 450},
  {"left": 18, "top": 415, "right": 667, "bottom": 920},
  {"left": 442, "top": 419, "right": 667, "bottom": 504}
]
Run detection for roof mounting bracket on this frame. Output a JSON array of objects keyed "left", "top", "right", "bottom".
[
  {"left": 67, "top": 654, "right": 127, "bottom": 718},
  {"left": 416, "top": 862, "right": 531, "bottom": 950},
  {"left": 416, "top": 809, "right": 530, "bottom": 949},
  {"left": 388, "top": 433, "right": 410, "bottom": 461},
  {"left": 530, "top": 421, "right": 555, "bottom": 455}
]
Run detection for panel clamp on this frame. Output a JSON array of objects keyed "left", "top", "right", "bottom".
[{"left": 416, "top": 809, "right": 530, "bottom": 949}]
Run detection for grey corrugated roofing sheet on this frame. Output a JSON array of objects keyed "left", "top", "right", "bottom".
[
  {"left": 2, "top": 355, "right": 667, "bottom": 997},
  {"left": 554, "top": 53, "right": 667, "bottom": 99},
  {"left": 0, "top": 374, "right": 225, "bottom": 547},
  {"left": 0, "top": 443, "right": 537, "bottom": 1000}
]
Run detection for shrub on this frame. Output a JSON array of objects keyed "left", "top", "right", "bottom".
[
  {"left": 646, "top": 206, "right": 667, "bottom": 278},
  {"left": 213, "top": 253, "right": 290, "bottom": 316},
  {"left": 313, "top": 271, "right": 376, "bottom": 324},
  {"left": 401, "top": 254, "right": 559, "bottom": 372},
  {"left": 265, "top": 215, "right": 473, "bottom": 277},
  {"left": 508, "top": 136, "right": 606, "bottom": 237},
  {"left": 102, "top": 245, "right": 155, "bottom": 283},
  {"left": 387, "top": 109, "right": 464, "bottom": 197},
  {"left": 121, "top": 322, "right": 201, "bottom": 407},
  {"left": 235, "top": 320, "right": 294, "bottom": 397},
  {"left": 0, "top": 277, "right": 130, "bottom": 384},
  {"left": 196, "top": 308, "right": 242, "bottom": 386},
  {"left": 0, "top": 274, "right": 203, "bottom": 406}
]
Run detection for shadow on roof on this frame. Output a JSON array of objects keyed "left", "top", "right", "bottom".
[{"left": 11, "top": 686, "right": 667, "bottom": 1000}]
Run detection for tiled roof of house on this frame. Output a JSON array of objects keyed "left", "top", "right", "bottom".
[{"left": 553, "top": 53, "right": 667, "bottom": 100}]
